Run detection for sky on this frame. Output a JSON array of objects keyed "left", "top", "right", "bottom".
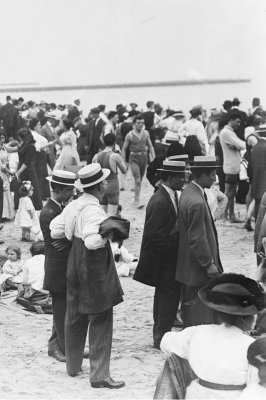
[{"left": 0, "top": 0, "right": 266, "bottom": 93}]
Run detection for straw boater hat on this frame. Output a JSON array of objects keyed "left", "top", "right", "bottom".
[
  {"left": 198, "top": 273, "right": 265, "bottom": 316},
  {"left": 157, "top": 160, "right": 186, "bottom": 173},
  {"left": 191, "top": 156, "right": 221, "bottom": 168},
  {"left": 167, "top": 154, "right": 189, "bottom": 162},
  {"left": 75, "top": 163, "right": 110, "bottom": 189},
  {"left": 46, "top": 170, "right": 76, "bottom": 186}
]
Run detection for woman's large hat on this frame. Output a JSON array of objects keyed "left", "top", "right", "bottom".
[
  {"left": 157, "top": 160, "right": 186, "bottom": 173},
  {"left": 99, "top": 216, "right": 130, "bottom": 242},
  {"left": 191, "top": 156, "right": 222, "bottom": 168},
  {"left": 46, "top": 170, "right": 76, "bottom": 186},
  {"left": 75, "top": 163, "right": 110, "bottom": 189},
  {"left": 198, "top": 273, "right": 265, "bottom": 315}
]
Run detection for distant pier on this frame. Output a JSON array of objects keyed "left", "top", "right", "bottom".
[{"left": 0, "top": 78, "right": 251, "bottom": 93}]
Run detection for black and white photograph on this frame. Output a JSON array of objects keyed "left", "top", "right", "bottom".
[{"left": 0, "top": 0, "right": 266, "bottom": 399}]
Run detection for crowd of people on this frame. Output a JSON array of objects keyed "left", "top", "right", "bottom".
[{"left": 0, "top": 94, "right": 266, "bottom": 398}]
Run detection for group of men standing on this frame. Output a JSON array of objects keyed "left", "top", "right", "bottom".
[{"left": 134, "top": 156, "right": 223, "bottom": 349}]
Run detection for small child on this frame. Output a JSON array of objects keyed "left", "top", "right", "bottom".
[
  {"left": 0, "top": 245, "right": 23, "bottom": 289},
  {"left": 240, "top": 337, "right": 266, "bottom": 399},
  {"left": 111, "top": 240, "right": 138, "bottom": 277},
  {"left": 14, "top": 181, "right": 40, "bottom": 241}
]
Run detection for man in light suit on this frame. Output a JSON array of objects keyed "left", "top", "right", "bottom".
[
  {"left": 134, "top": 160, "right": 186, "bottom": 349},
  {"left": 176, "top": 156, "right": 223, "bottom": 327}
]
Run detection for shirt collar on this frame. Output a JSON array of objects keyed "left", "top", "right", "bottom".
[{"left": 50, "top": 197, "right": 62, "bottom": 208}]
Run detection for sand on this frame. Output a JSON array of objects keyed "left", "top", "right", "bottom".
[{"left": 0, "top": 177, "right": 256, "bottom": 400}]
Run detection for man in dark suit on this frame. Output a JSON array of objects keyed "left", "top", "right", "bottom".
[
  {"left": 134, "top": 160, "right": 186, "bottom": 349},
  {"left": 251, "top": 126, "right": 266, "bottom": 219},
  {"left": 40, "top": 170, "right": 76, "bottom": 362},
  {"left": 86, "top": 107, "right": 106, "bottom": 164},
  {"left": 0, "top": 96, "right": 20, "bottom": 139},
  {"left": 176, "top": 156, "right": 223, "bottom": 327}
]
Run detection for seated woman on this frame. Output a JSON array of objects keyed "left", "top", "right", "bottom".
[{"left": 155, "top": 273, "right": 265, "bottom": 399}]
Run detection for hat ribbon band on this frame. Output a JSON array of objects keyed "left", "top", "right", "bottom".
[
  {"left": 80, "top": 170, "right": 103, "bottom": 185},
  {"left": 52, "top": 175, "right": 75, "bottom": 184}
]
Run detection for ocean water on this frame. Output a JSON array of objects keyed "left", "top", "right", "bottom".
[{"left": 0, "top": 81, "right": 256, "bottom": 116}]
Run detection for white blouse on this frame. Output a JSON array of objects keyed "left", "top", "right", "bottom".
[{"left": 161, "top": 324, "right": 258, "bottom": 399}]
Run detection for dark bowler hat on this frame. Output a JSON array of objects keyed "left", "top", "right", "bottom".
[
  {"left": 198, "top": 273, "right": 265, "bottom": 316},
  {"left": 99, "top": 216, "right": 130, "bottom": 242},
  {"left": 222, "top": 100, "right": 232, "bottom": 109},
  {"left": 232, "top": 97, "right": 241, "bottom": 106},
  {"left": 191, "top": 156, "right": 221, "bottom": 168},
  {"left": 46, "top": 170, "right": 76, "bottom": 186},
  {"left": 130, "top": 102, "right": 138, "bottom": 107},
  {"left": 157, "top": 160, "right": 186, "bottom": 173}
]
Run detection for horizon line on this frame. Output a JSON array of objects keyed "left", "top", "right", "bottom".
[{"left": 0, "top": 78, "right": 251, "bottom": 93}]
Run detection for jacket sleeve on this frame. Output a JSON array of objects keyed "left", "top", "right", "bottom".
[{"left": 187, "top": 202, "right": 213, "bottom": 268}]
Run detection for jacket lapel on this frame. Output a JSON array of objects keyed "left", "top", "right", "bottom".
[{"left": 160, "top": 186, "right": 177, "bottom": 218}]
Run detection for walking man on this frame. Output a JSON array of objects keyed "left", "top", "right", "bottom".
[
  {"left": 122, "top": 114, "right": 155, "bottom": 208},
  {"left": 134, "top": 160, "right": 186, "bottom": 349},
  {"left": 176, "top": 156, "right": 223, "bottom": 327},
  {"left": 40, "top": 170, "right": 76, "bottom": 362}
]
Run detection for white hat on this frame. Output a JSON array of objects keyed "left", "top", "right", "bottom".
[
  {"left": 75, "top": 163, "right": 110, "bottom": 189},
  {"left": 46, "top": 170, "right": 76, "bottom": 186}
]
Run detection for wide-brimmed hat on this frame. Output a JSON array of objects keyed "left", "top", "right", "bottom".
[
  {"left": 157, "top": 160, "right": 186, "bottom": 173},
  {"left": 190, "top": 156, "right": 221, "bottom": 168},
  {"left": 198, "top": 273, "right": 265, "bottom": 316},
  {"left": 46, "top": 170, "right": 76, "bottom": 186},
  {"left": 247, "top": 337, "right": 266, "bottom": 368},
  {"left": 99, "top": 216, "right": 130, "bottom": 242},
  {"left": 75, "top": 163, "right": 110, "bottom": 189},
  {"left": 172, "top": 111, "right": 185, "bottom": 118},
  {"left": 167, "top": 154, "right": 189, "bottom": 163}
]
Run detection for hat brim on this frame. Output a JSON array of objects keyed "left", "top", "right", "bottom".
[
  {"left": 190, "top": 164, "right": 222, "bottom": 169},
  {"left": 198, "top": 287, "right": 259, "bottom": 315},
  {"left": 75, "top": 168, "right": 110, "bottom": 189},
  {"left": 46, "top": 176, "right": 76, "bottom": 186},
  {"left": 157, "top": 168, "right": 186, "bottom": 173}
]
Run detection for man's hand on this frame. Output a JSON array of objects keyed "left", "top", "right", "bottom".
[{"left": 206, "top": 263, "right": 219, "bottom": 278}]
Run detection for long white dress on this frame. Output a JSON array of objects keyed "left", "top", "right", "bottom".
[
  {"left": 54, "top": 130, "right": 80, "bottom": 170},
  {"left": 161, "top": 324, "right": 258, "bottom": 399},
  {"left": 0, "top": 147, "right": 15, "bottom": 220}
]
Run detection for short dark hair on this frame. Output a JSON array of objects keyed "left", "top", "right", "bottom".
[
  {"left": 146, "top": 101, "right": 154, "bottom": 108},
  {"left": 83, "top": 183, "right": 100, "bottom": 192},
  {"left": 50, "top": 182, "right": 71, "bottom": 192},
  {"left": 5, "top": 245, "right": 21, "bottom": 260},
  {"left": 108, "top": 111, "right": 118, "bottom": 120},
  {"left": 193, "top": 167, "right": 216, "bottom": 179},
  {"left": 19, "top": 183, "right": 32, "bottom": 197},
  {"left": 98, "top": 104, "right": 105, "bottom": 112},
  {"left": 6, "top": 95, "right": 11, "bottom": 101},
  {"left": 229, "top": 110, "right": 242, "bottom": 121},
  {"left": 161, "top": 171, "right": 183, "bottom": 181},
  {"left": 133, "top": 114, "right": 144, "bottom": 124},
  {"left": 104, "top": 133, "right": 116, "bottom": 146},
  {"left": 30, "top": 241, "right": 45, "bottom": 256},
  {"left": 28, "top": 118, "right": 39, "bottom": 130},
  {"left": 50, "top": 103, "right": 56, "bottom": 109},
  {"left": 62, "top": 118, "right": 74, "bottom": 130}
]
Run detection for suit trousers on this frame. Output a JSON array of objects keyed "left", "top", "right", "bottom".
[
  {"left": 48, "top": 291, "right": 67, "bottom": 354},
  {"left": 255, "top": 197, "right": 262, "bottom": 221},
  {"left": 153, "top": 275, "right": 181, "bottom": 347},
  {"left": 65, "top": 282, "right": 113, "bottom": 381},
  {"left": 180, "top": 284, "right": 214, "bottom": 327}
]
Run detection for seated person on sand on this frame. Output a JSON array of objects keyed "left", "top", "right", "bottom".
[
  {"left": 21, "top": 241, "right": 47, "bottom": 293},
  {"left": 0, "top": 245, "right": 23, "bottom": 292},
  {"left": 154, "top": 273, "right": 265, "bottom": 400}
]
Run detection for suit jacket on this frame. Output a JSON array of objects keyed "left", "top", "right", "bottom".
[
  {"left": 40, "top": 199, "right": 71, "bottom": 293},
  {"left": 134, "top": 186, "right": 179, "bottom": 287},
  {"left": 87, "top": 118, "right": 106, "bottom": 163},
  {"left": 251, "top": 139, "right": 266, "bottom": 200},
  {"left": 176, "top": 182, "right": 223, "bottom": 287}
]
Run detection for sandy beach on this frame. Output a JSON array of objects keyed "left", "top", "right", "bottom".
[{"left": 0, "top": 176, "right": 256, "bottom": 400}]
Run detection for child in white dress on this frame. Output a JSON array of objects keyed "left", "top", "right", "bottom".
[
  {"left": 0, "top": 245, "right": 23, "bottom": 290},
  {"left": 14, "top": 181, "right": 40, "bottom": 241}
]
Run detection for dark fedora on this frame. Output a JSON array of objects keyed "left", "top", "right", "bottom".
[
  {"left": 198, "top": 273, "right": 265, "bottom": 316},
  {"left": 99, "top": 216, "right": 130, "bottom": 242},
  {"left": 191, "top": 156, "right": 221, "bottom": 168},
  {"left": 157, "top": 160, "right": 186, "bottom": 173}
]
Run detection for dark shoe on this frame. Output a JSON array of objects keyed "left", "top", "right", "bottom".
[
  {"left": 0, "top": 240, "right": 4, "bottom": 245},
  {"left": 244, "top": 220, "right": 253, "bottom": 231},
  {"left": 83, "top": 348, "right": 90, "bottom": 359},
  {"left": 48, "top": 349, "right": 66, "bottom": 362},
  {"left": 153, "top": 342, "right": 161, "bottom": 350},
  {"left": 229, "top": 217, "right": 243, "bottom": 223},
  {"left": 91, "top": 377, "right": 125, "bottom": 389}
]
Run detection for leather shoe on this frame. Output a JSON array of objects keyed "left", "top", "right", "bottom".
[
  {"left": 48, "top": 349, "right": 66, "bottom": 362},
  {"left": 83, "top": 348, "right": 90, "bottom": 359},
  {"left": 91, "top": 377, "right": 125, "bottom": 389}
]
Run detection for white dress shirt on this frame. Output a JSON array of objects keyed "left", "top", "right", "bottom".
[
  {"left": 178, "top": 118, "right": 208, "bottom": 152},
  {"left": 50, "top": 193, "right": 108, "bottom": 250},
  {"left": 161, "top": 324, "right": 258, "bottom": 399},
  {"left": 22, "top": 254, "right": 46, "bottom": 292}
]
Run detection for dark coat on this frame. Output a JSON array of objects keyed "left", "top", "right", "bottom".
[
  {"left": 40, "top": 199, "right": 71, "bottom": 293},
  {"left": 251, "top": 139, "right": 266, "bottom": 200},
  {"left": 176, "top": 182, "right": 223, "bottom": 287},
  {"left": 134, "top": 186, "right": 179, "bottom": 287},
  {"left": 86, "top": 118, "right": 106, "bottom": 163}
]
